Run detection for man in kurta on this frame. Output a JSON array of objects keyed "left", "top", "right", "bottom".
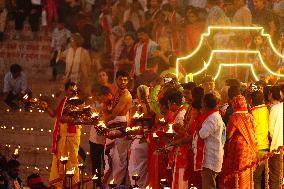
[
  {"left": 133, "top": 27, "right": 157, "bottom": 78},
  {"left": 61, "top": 33, "right": 92, "bottom": 98},
  {"left": 41, "top": 81, "right": 81, "bottom": 187}
]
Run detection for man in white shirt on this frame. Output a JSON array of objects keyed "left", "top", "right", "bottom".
[
  {"left": 3, "top": 64, "right": 29, "bottom": 110},
  {"left": 268, "top": 86, "right": 283, "bottom": 189},
  {"left": 197, "top": 93, "right": 225, "bottom": 189},
  {"left": 206, "top": 0, "right": 231, "bottom": 27},
  {"left": 89, "top": 86, "right": 112, "bottom": 187},
  {"left": 232, "top": 0, "right": 252, "bottom": 26},
  {"left": 50, "top": 21, "right": 71, "bottom": 81}
]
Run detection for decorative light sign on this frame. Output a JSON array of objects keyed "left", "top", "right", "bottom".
[{"left": 177, "top": 26, "right": 284, "bottom": 82}]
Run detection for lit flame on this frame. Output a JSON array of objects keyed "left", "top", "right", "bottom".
[
  {"left": 97, "top": 121, "right": 106, "bottom": 128},
  {"left": 23, "top": 94, "right": 29, "bottom": 100},
  {"left": 134, "top": 173, "right": 138, "bottom": 177},
  {"left": 66, "top": 167, "right": 75, "bottom": 175},
  {"left": 109, "top": 179, "right": 114, "bottom": 184},
  {"left": 126, "top": 126, "right": 141, "bottom": 132},
  {"left": 78, "top": 163, "right": 84, "bottom": 168},
  {"left": 52, "top": 94, "right": 55, "bottom": 98},
  {"left": 92, "top": 174, "right": 98, "bottom": 180},
  {"left": 159, "top": 118, "right": 165, "bottom": 122},
  {"left": 84, "top": 105, "right": 91, "bottom": 109},
  {"left": 153, "top": 132, "right": 158, "bottom": 138},
  {"left": 31, "top": 98, "right": 38, "bottom": 102},
  {"left": 160, "top": 178, "right": 166, "bottom": 182},
  {"left": 133, "top": 111, "right": 144, "bottom": 119},
  {"left": 14, "top": 148, "right": 19, "bottom": 155},
  {"left": 91, "top": 112, "right": 99, "bottom": 118},
  {"left": 69, "top": 96, "right": 79, "bottom": 100},
  {"left": 60, "top": 156, "right": 69, "bottom": 161},
  {"left": 166, "top": 124, "right": 174, "bottom": 134}
]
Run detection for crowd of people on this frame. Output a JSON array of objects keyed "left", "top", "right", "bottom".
[
  {"left": 1, "top": 0, "right": 284, "bottom": 189},
  {"left": 0, "top": 0, "right": 284, "bottom": 84},
  {"left": 42, "top": 72, "right": 283, "bottom": 189},
  {"left": 0, "top": 156, "right": 48, "bottom": 189}
]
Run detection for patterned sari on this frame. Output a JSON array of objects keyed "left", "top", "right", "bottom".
[{"left": 219, "top": 95, "right": 257, "bottom": 189}]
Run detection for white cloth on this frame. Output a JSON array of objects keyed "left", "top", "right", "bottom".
[
  {"left": 89, "top": 102, "right": 105, "bottom": 144},
  {"left": 31, "top": 0, "right": 41, "bottom": 5},
  {"left": 65, "top": 47, "right": 83, "bottom": 83},
  {"left": 269, "top": 102, "right": 283, "bottom": 152},
  {"left": 108, "top": 116, "right": 127, "bottom": 124},
  {"left": 128, "top": 138, "right": 148, "bottom": 188},
  {"left": 206, "top": 6, "right": 231, "bottom": 27},
  {"left": 232, "top": 5, "right": 252, "bottom": 26},
  {"left": 64, "top": 47, "right": 92, "bottom": 97},
  {"left": 199, "top": 112, "right": 225, "bottom": 173},
  {"left": 123, "top": 9, "right": 144, "bottom": 30},
  {"left": 188, "top": 0, "right": 207, "bottom": 8},
  {"left": 112, "top": 138, "right": 130, "bottom": 185},
  {"left": 174, "top": 109, "right": 186, "bottom": 125},
  {"left": 3, "top": 72, "right": 28, "bottom": 95},
  {"left": 134, "top": 39, "right": 158, "bottom": 76},
  {"left": 51, "top": 28, "right": 71, "bottom": 52},
  {"left": 89, "top": 125, "right": 105, "bottom": 144},
  {"left": 172, "top": 167, "right": 188, "bottom": 189}
]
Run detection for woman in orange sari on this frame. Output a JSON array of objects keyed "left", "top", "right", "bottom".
[{"left": 220, "top": 95, "right": 257, "bottom": 189}]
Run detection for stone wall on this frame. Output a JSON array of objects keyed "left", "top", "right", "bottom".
[
  {"left": 0, "top": 21, "right": 52, "bottom": 91},
  {"left": 0, "top": 21, "right": 93, "bottom": 187}
]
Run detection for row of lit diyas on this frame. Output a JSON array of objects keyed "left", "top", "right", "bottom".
[
  {"left": 0, "top": 125, "right": 89, "bottom": 136},
  {"left": 101, "top": 175, "right": 171, "bottom": 188},
  {"left": 59, "top": 155, "right": 87, "bottom": 189}
]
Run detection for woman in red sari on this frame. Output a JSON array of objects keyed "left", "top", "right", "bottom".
[
  {"left": 220, "top": 95, "right": 258, "bottom": 189},
  {"left": 148, "top": 96, "right": 174, "bottom": 188}
]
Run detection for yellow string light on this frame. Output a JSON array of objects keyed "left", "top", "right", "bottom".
[
  {"left": 214, "top": 63, "right": 259, "bottom": 81},
  {"left": 177, "top": 26, "right": 284, "bottom": 81}
]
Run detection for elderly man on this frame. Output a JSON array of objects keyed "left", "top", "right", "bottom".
[{"left": 61, "top": 33, "right": 92, "bottom": 98}]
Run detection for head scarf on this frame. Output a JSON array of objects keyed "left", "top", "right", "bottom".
[
  {"left": 137, "top": 85, "right": 149, "bottom": 100},
  {"left": 231, "top": 95, "right": 248, "bottom": 112}
]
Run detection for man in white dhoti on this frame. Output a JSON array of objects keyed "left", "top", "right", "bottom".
[
  {"left": 104, "top": 70, "right": 132, "bottom": 188},
  {"left": 128, "top": 85, "right": 152, "bottom": 188}
]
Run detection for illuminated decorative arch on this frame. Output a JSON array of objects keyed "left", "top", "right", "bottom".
[
  {"left": 176, "top": 26, "right": 284, "bottom": 82},
  {"left": 214, "top": 63, "right": 259, "bottom": 81}
]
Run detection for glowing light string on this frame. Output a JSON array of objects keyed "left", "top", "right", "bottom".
[
  {"left": 176, "top": 26, "right": 284, "bottom": 81},
  {"left": 214, "top": 63, "right": 259, "bottom": 81}
]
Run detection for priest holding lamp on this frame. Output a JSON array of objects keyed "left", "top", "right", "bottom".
[{"left": 41, "top": 81, "right": 82, "bottom": 187}]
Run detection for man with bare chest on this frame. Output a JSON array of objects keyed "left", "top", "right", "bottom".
[{"left": 104, "top": 70, "right": 132, "bottom": 188}]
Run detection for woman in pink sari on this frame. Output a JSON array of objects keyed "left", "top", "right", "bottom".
[{"left": 220, "top": 95, "right": 257, "bottom": 189}]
